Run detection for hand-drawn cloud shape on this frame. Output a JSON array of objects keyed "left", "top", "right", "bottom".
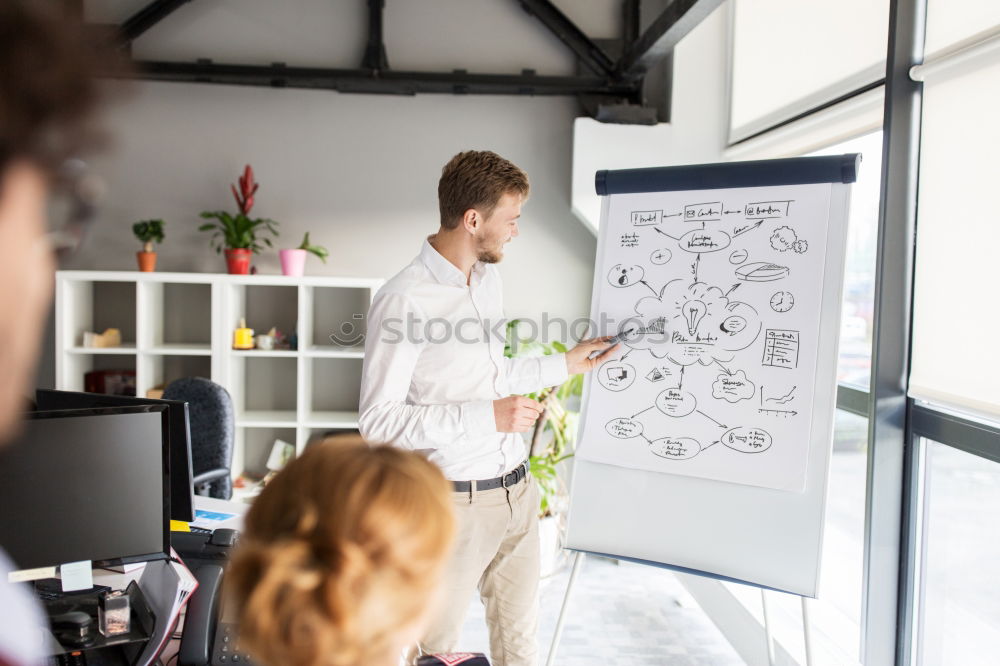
[
  {"left": 629, "top": 279, "right": 762, "bottom": 365},
  {"left": 608, "top": 264, "right": 645, "bottom": 288},
  {"left": 722, "top": 427, "right": 772, "bottom": 454},
  {"left": 606, "top": 417, "right": 643, "bottom": 439},
  {"left": 770, "top": 226, "right": 808, "bottom": 254},
  {"left": 712, "top": 369, "right": 755, "bottom": 403},
  {"left": 649, "top": 437, "right": 701, "bottom": 460}
]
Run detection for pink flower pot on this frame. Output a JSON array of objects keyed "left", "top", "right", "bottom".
[
  {"left": 280, "top": 248, "right": 307, "bottom": 277},
  {"left": 225, "top": 248, "right": 252, "bottom": 275}
]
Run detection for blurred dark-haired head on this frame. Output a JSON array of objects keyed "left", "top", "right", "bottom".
[{"left": 0, "top": 0, "right": 124, "bottom": 441}]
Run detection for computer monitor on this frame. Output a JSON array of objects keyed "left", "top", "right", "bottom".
[
  {"left": 35, "top": 389, "right": 196, "bottom": 522},
  {"left": 0, "top": 406, "right": 170, "bottom": 571}
]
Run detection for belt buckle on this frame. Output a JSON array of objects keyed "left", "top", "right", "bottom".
[{"left": 502, "top": 470, "right": 513, "bottom": 489}]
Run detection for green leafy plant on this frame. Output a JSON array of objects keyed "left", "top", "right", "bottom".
[
  {"left": 199, "top": 165, "right": 278, "bottom": 254},
  {"left": 298, "top": 232, "right": 329, "bottom": 262},
  {"left": 132, "top": 219, "right": 164, "bottom": 252},
  {"left": 504, "top": 320, "right": 584, "bottom": 518}
]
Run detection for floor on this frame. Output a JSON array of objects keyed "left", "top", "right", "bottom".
[{"left": 456, "top": 555, "right": 746, "bottom": 666}]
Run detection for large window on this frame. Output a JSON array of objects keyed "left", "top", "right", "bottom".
[
  {"left": 916, "top": 440, "right": 1000, "bottom": 666},
  {"left": 729, "top": 0, "right": 889, "bottom": 142},
  {"left": 909, "top": 56, "right": 1000, "bottom": 418}
]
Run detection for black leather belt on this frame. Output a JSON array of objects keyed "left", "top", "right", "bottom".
[{"left": 452, "top": 460, "right": 529, "bottom": 493}]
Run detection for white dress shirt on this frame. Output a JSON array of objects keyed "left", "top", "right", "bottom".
[{"left": 359, "top": 239, "right": 568, "bottom": 481}]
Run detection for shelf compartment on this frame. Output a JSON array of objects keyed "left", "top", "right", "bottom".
[
  {"left": 61, "top": 354, "right": 138, "bottom": 395},
  {"left": 233, "top": 355, "right": 298, "bottom": 416},
  {"left": 139, "top": 282, "right": 212, "bottom": 349},
  {"left": 309, "top": 358, "right": 363, "bottom": 416},
  {"left": 238, "top": 284, "right": 299, "bottom": 343},
  {"left": 61, "top": 280, "right": 137, "bottom": 349},
  {"left": 309, "top": 286, "right": 371, "bottom": 350},
  {"left": 138, "top": 354, "right": 212, "bottom": 399},
  {"left": 237, "top": 426, "right": 296, "bottom": 479}
]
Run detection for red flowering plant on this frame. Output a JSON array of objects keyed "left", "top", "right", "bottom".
[{"left": 199, "top": 165, "right": 279, "bottom": 253}]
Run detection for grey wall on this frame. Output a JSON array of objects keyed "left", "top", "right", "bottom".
[
  {"left": 69, "top": 81, "right": 596, "bottom": 324},
  {"left": 37, "top": 0, "right": 624, "bottom": 387}
]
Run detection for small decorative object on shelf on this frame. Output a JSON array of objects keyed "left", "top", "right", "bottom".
[
  {"left": 82, "top": 328, "right": 121, "bottom": 348},
  {"left": 132, "top": 219, "right": 164, "bottom": 272},
  {"left": 98, "top": 589, "right": 130, "bottom": 637},
  {"left": 280, "top": 232, "right": 329, "bottom": 277},
  {"left": 233, "top": 317, "right": 254, "bottom": 350},
  {"left": 85, "top": 369, "right": 136, "bottom": 396},
  {"left": 199, "top": 164, "right": 279, "bottom": 275},
  {"left": 255, "top": 330, "right": 275, "bottom": 350}
]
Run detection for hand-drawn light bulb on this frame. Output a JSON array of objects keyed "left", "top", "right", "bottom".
[{"left": 682, "top": 300, "right": 707, "bottom": 336}]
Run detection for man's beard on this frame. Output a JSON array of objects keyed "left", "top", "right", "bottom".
[{"left": 476, "top": 238, "right": 504, "bottom": 264}]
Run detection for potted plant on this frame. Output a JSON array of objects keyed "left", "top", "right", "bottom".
[
  {"left": 132, "top": 219, "right": 164, "bottom": 272},
  {"left": 280, "top": 232, "right": 329, "bottom": 277},
  {"left": 199, "top": 165, "right": 278, "bottom": 274},
  {"left": 504, "top": 320, "right": 584, "bottom": 579}
]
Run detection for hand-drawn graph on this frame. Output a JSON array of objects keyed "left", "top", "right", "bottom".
[{"left": 577, "top": 183, "right": 834, "bottom": 491}]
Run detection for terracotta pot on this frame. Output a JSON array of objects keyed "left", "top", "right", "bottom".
[
  {"left": 136, "top": 251, "right": 157, "bottom": 272},
  {"left": 224, "top": 248, "right": 252, "bottom": 275},
  {"left": 279, "top": 248, "right": 307, "bottom": 277}
]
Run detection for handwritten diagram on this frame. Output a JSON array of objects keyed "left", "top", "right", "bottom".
[{"left": 577, "top": 183, "right": 835, "bottom": 491}]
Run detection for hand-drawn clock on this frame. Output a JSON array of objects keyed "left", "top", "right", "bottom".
[{"left": 770, "top": 291, "right": 794, "bottom": 313}]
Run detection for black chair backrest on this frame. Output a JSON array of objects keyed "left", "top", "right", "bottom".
[{"left": 163, "top": 377, "right": 235, "bottom": 500}]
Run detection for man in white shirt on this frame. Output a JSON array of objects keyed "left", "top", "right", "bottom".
[{"left": 359, "top": 150, "right": 616, "bottom": 666}]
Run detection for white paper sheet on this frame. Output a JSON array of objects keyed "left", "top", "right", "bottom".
[{"left": 576, "top": 183, "right": 834, "bottom": 492}]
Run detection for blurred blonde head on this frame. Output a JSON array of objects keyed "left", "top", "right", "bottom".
[{"left": 226, "top": 436, "right": 455, "bottom": 666}]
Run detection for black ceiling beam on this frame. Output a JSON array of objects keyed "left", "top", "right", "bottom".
[
  {"left": 617, "top": 0, "right": 724, "bottom": 80},
  {"left": 516, "top": 0, "right": 615, "bottom": 76},
  {"left": 119, "top": 0, "right": 193, "bottom": 46},
  {"left": 362, "top": 0, "right": 388, "bottom": 71},
  {"left": 128, "top": 60, "right": 641, "bottom": 97}
]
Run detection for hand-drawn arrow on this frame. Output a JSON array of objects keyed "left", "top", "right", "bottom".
[
  {"left": 664, "top": 212, "right": 682, "bottom": 218},
  {"left": 723, "top": 209, "right": 742, "bottom": 215},
  {"left": 638, "top": 279, "right": 659, "bottom": 297},
  {"left": 632, "top": 405, "right": 656, "bottom": 419},
  {"left": 696, "top": 410, "right": 728, "bottom": 429},
  {"left": 724, "top": 283, "right": 741, "bottom": 297},
  {"left": 702, "top": 440, "right": 721, "bottom": 450},
  {"left": 691, "top": 254, "right": 701, "bottom": 282},
  {"left": 676, "top": 365, "right": 686, "bottom": 390},
  {"left": 713, "top": 359, "right": 734, "bottom": 376},
  {"left": 654, "top": 227, "right": 680, "bottom": 240},
  {"left": 640, "top": 433, "right": 653, "bottom": 444},
  {"left": 733, "top": 219, "right": 765, "bottom": 237},
  {"left": 620, "top": 349, "right": 632, "bottom": 361}
]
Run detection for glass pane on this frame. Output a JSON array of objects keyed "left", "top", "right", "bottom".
[
  {"left": 911, "top": 61, "right": 1000, "bottom": 417},
  {"left": 917, "top": 440, "right": 1000, "bottom": 666},
  {"left": 808, "top": 131, "right": 882, "bottom": 390},
  {"left": 730, "top": 0, "right": 889, "bottom": 137},
  {"left": 925, "top": 0, "right": 1000, "bottom": 55},
  {"left": 724, "top": 409, "right": 869, "bottom": 664}
]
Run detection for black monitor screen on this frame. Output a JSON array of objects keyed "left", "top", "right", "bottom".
[
  {"left": 0, "top": 407, "right": 170, "bottom": 570},
  {"left": 35, "top": 389, "right": 195, "bottom": 522}
]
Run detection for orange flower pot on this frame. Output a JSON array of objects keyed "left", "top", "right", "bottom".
[
  {"left": 136, "top": 251, "right": 157, "bottom": 272},
  {"left": 224, "top": 248, "right": 252, "bottom": 275}
]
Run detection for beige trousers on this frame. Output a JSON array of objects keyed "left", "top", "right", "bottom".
[{"left": 411, "top": 475, "right": 540, "bottom": 666}]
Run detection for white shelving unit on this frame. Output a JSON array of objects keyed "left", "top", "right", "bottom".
[{"left": 55, "top": 270, "right": 383, "bottom": 479}]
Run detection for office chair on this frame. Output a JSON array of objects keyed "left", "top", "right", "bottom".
[{"left": 163, "top": 377, "right": 235, "bottom": 500}]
